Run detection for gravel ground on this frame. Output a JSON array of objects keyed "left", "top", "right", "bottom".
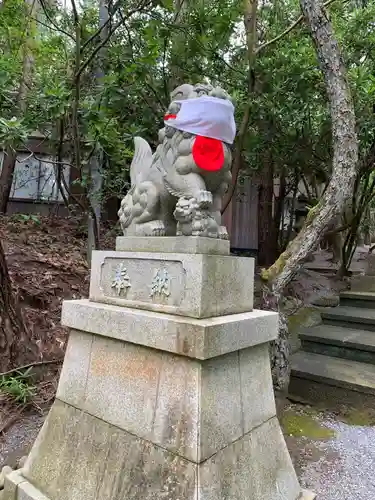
[
  {"left": 0, "top": 413, "right": 45, "bottom": 468},
  {"left": 299, "top": 416, "right": 375, "bottom": 499}
]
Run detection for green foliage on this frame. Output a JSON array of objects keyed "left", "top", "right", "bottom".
[
  {"left": 0, "top": 368, "right": 37, "bottom": 404},
  {"left": 0, "top": 117, "right": 28, "bottom": 148},
  {"left": 12, "top": 214, "right": 42, "bottom": 225}
]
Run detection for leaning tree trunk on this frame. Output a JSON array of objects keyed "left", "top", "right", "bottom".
[
  {"left": 0, "top": 239, "right": 37, "bottom": 372},
  {"left": 261, "top": 0, "right": 358, "bottom": 392}
]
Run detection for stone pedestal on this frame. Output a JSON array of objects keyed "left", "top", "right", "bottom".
[{"left": 3, "top": 237, "right": 314, "bottom": 500}]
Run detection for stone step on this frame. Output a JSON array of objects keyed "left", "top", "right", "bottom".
[
  {"left": 289, "top": 351, "right": 375, "bottom": 405},
  {"left": 300, "top": 324, "right": 375, "bottom": 365},
  {"left": 340, "top": 291, "right": 375, "bottom": 309},
  {"left": 350, "top": 275, "right": 375, "bottom": 293},
  {"left": 321, "top": 306, "right": 375, "bottom": 331}
]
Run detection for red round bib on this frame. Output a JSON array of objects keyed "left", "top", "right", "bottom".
[{"left": 192, "top": 135, "right": 225, "bottom": 172}]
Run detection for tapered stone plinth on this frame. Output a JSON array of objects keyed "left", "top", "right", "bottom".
[{"left": 2, "top": 237, "right": 314, "bottom": 500}]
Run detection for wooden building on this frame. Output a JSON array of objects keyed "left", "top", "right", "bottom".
[{"left": 0, "top": 132, "right": 70, "bottom": 216}]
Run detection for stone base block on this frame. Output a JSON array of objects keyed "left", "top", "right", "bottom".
[
  {"left": 6, "top": 401, "right": 306, "bottom": 500},
  {"left": 56, "top": 328, "right": 278, "bottom": 462},
  {"left": 61, "top": 299, "right": 278, "bottom": 360},
  {"left": 115, "top": 236, "right": 230, "bottom": 255},
  {"left": 89, "top": 250, "right": 254, "bottom": 318},
  {"left": 2, "top": 470, "right": 26, "bottom": 500}
]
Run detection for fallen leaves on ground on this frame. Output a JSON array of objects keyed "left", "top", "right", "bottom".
[{"left": 1, "top": 214, "right": 91, "bottom": 362}]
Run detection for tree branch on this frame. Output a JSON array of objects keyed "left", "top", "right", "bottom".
[
  {"left": 30, "top": 15, "right": 74, "bottom": 40},
  {"left": 70, "top": 0, "right": 79, "bottom": 25},
  {"left": 38, "top": 0, "right": 75, "bottom": 41},
  {"left": 0, "top": 359, "right": 62, "bottom": 378},
  {"left": 76, "top": 1, "right": 151, "bottom": 82},
  {"left": 255, "top": 0, "right": 340, "bottom": 55},
  {"left": 21, "top": 144, "right": 79, "bottom": 173},
  {"left": 80, "top": 0, "right": 122, "bottom": 53}
]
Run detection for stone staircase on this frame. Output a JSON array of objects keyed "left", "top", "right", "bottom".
[{"left": 289, "top": 291, "right": 375, "bottom": 405}]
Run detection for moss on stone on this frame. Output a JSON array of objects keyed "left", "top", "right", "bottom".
[
  {"left": 287, "top": 307, "right": 321, "bottom": 334},
  {"left": 338, "top": 408, "right": 375, "bottom": 427},
  {"left": 281, "top": 410, "right": 336, "bottom": 439}
]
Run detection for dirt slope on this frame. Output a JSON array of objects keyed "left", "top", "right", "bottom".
[{"left": 0, "top": 214, "right": 91, "bottom": 361}]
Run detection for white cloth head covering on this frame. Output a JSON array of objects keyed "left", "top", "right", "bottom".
[{"left": 164, "top": 95, "right": 236, "bottom": 145}]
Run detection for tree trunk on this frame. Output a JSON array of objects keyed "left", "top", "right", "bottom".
[
  {"left": 0, "top": 0, "right": 37, "bottom": 214},
  {"left": 0, "top": 239, "right": 37, "bottom": 372},
  {"left": 222, "top": 0, "right": 258, "bottom": 214},
  {"left": 262, "top": 0, "right": 358, "bottom": 391},
  {"left": 55, "top": 119, "right": 70, "bottom": 209},
  {"left": 273, "top": 167, "right": 286, "bottom": 253},
  {"left": 257, "top": 155, "right": 276, "bottom": 266},
  {"left": 86, "top": 0, "right": 108, "bottom": 264},
  {"left": 169, "top": 0, "right": 190, "bottom": 88},
  {"left": 0, "top": 151, "right": 17, "bottom": 214}
]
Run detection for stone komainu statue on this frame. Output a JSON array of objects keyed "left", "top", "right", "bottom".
[{"left": 118, "top": 83, "right": 236, "bottom": 239}]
